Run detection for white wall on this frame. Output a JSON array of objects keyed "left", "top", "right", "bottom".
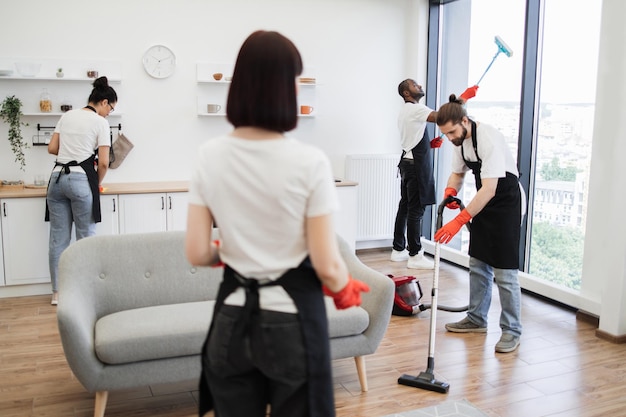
[
  {"left": 582, "top": 0, "right": 626, "bottom": 336},
  {"left": 0, "top": 0, "right": 428, "bottom": 183}
]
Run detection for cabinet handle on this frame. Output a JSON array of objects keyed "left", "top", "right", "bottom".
[
  {"left": 161, "top": 196, "right": 165, "bottom": 210},
  {"left": 168, "top": 196, "right": 172, "bottom": 210},
  {"left": 2, "top": 202, "right": 5, "bottom": 217},
  {"left": 112, "top": 198, "right": 116, "bottom": 212}
]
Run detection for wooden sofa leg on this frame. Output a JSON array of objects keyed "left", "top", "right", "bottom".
[
  {"left": 94, "top": 391, "right": 109, "bottom": 417},
  {"left": 354, "top": 356, "right": 368, "bottom": 392}
]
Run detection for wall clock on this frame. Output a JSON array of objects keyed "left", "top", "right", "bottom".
[{"left": 142, "top": 45, "right": 176, "bottom": 79}]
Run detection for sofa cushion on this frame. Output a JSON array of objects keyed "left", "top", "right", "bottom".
[
  {"left": 95, "top": 301, "right": 215, "bottom": 365},
  {"left": 95, "top": 298, "right": 369, "bottom": 365}
]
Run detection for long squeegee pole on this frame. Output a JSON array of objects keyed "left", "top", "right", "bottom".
[{"left": 476, "top": 50, "right": 501, "bottom": 86}]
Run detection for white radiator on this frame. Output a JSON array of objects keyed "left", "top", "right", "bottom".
[{"left": 345, "top": 154, "right": 401, "bottom": 241}]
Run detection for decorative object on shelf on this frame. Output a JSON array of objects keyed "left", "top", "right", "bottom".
[
  {"left": 56, "top": 68, "right": 64, "bottom": 78},
  {"left": 87, "top": 69, "right": 98, "bottom": 78},
  {"left": 0, "top": 95, "right": 29, "bottom": 171},
  {"left": 206, "top": 104, "right": 221, "bottom": 113},
  {"left": 300, "top": 105, "right": 314, "bottom": 115},
  {"left": 142, "top": 45, "right": 176, "bottom": 79},
  {"left": 15, "top": 62, "right": 41, "bottom": 77},
  {"left": 212, "top": 72, "right": 223, "bottom": 81},
  {"left": 39, "top": 88, "right": 52, "bottom": 113},
  {"left": 60, "top": 97, "right": 72, "bottom": 112}
]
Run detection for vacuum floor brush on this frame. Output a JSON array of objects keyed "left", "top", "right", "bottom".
[
  {"left": 398, "top": 196, "right": 470, "bottom": 394},
  {"left": 475, "top": 35, "right": 514, "bottom": 86}
]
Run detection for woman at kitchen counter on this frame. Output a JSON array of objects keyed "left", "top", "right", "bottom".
[
  {"left": 46, "top": 76, "right": 117, "bottom": 306},
  {"left": 186, "top": 30, "right": 369, "bottom": 417}
]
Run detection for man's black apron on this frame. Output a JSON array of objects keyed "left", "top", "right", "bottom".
[
  {"left": 198, "top": 260, "right": 334, "bottom": 417},
  {"left": 44, "top": 154, "right": 102, "bottom": 223},
  {"left": 462, "top": 120, "right": 520, "bottom": 269},
  {"left": 400, "top": 127, "right": 436, "bottom": 206}
]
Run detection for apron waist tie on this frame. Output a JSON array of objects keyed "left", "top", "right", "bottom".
[
  {"left": 233, "top": 272, "right": 280, "bottom": 332},
  {"left": 53, "top": 160, "right": 79, "bottom": 183}
]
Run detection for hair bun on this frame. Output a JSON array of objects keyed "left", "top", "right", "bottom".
[{"left": 92, "top": 76, "right": 109, "bottom": 89}]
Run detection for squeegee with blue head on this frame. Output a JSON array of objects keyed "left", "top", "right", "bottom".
[{"left": 475, "top": 35, "right": 514, "bottom": 86}]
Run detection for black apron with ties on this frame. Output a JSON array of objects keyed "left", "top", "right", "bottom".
[
  {"left": 462, "top": 120, "right": 521, "bottom": 269},
  {"left": 199, "top": 260, "right": 334, "bottom": 417},
  {"left": 44, "top": 153, "right": 102, "bottom": 223},
  {"left": 400, "top": 127, "right": 436, "bottom": 206}
]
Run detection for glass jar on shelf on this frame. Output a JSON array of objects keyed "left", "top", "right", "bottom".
[{"left": 39, "top": 88, "right": 52, "bottom": 113}]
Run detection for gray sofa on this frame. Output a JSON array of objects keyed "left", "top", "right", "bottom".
[{"left": 57, "top": 231, "right": 394, "bottom": 417}]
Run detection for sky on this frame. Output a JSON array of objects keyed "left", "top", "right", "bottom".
[{"left": 467, "top": 0, "right": 602, "bottom": 104}]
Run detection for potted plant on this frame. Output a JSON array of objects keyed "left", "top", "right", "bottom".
[
  {"left": 56, "top": 67, "right": 64, "bottom": 78},
  {"left": 1, "top": 95, "right": 29, "bottom": 172}
]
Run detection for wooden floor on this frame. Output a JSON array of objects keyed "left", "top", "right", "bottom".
[{"left": 1, "top": 248, "right": 625, "bottom": 417}]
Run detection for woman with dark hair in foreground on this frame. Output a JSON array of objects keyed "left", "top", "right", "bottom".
[{"left": 186, "top": 30, "right": 369, "bottom": 417}]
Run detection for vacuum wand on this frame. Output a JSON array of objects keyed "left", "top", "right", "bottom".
[{"left": 475, "top": 35, "right": 513, "bottom": 86}]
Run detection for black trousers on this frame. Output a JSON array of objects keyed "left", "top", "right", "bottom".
[
  {"left": 204, "top": 305, "right": 309, "bottom": 417},
  {"left": 393, "top": 159, "right": 426, "bottom": 256}
]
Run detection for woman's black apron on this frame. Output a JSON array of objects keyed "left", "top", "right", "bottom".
[
  {"left": 44, "top": 154, "right": 102, "bottom": 222},
  {"left": 198, "top": 260, "right": 334, "bottom": 417},
  {"left": 462, "top": 121, "right": 521, "bottom": 269}
]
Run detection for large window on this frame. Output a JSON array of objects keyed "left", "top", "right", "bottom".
[
  {"left": 435, "top": 0, "right": 526, "bottom": 253},
  {"left": 432, "top": 0, "right": 602, "bottom": 295},
  {"left": 529, "top": 0, "right": 602, "bottom": 290}
]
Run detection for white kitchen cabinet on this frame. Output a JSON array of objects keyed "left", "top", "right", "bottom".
[
  {"left": 118, "top": 192, "right": 188, "bottom": 234},
  {"left": 96, "top": 195, "right": 120, "bottom": 236},
  {"left": 0, "top": 197, "right": 50, "bottom": 286},
  {"left": 335, "top": 185, "right": 357, "bottom": 252},
  {"left": 0, "top": 217, "right": 4, "bottom": 286},
  {"left": 166, "top": 192, "right": 189, "bottom": 231}
]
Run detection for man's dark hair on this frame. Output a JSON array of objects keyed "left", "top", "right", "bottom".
[
  {"left": 227, "top": 30, "right": 303, "bottom": 133},
  {"left": 436, "top": 94, "right": 466, "bottom": 126},
  {"left": 397, "top": 79, "right": 412, "bottom": 98}
]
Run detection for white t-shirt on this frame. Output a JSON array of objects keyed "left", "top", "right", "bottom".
[
  {"left": 450, "top": 122, "right": 519, "bottom": 179},
  {"left": 397, "top": 101, "right": 433, "bottom": 158},
  {"left": 188, "top": 134, "right": 339, "bottom": 312},
  {"left": 53, "top": 108, "right": 110, "bottom": 171}
]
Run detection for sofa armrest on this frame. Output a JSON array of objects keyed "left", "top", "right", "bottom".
[
  {"left": 336, "top": 235, "right": 394, "bottom": 354},
  {"left": 56, "top": 237, "right": 106, "bottom": 392}
]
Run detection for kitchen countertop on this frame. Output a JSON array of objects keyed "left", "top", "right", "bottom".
[{"left": 0, "top": 179, "right": 357, "bottom": 198}]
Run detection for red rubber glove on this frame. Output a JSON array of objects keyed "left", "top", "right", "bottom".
[
  {"left": 430, "top": 136, "right": 443, "bottom": 148},
  {"left": 443, "top": 187, "right": 460, "bottom": 209},
  {"left": 212, "top": 240, "right": 224, "bottom": 268},
  {"left": 460, "top": 85, "right": 479, "bottom": 102},
  {"left": 434, "top": 209, "right": 472, "bottom": 244},
  {"left": 323, "top": 276, "right": 370, "bottom": 310}
]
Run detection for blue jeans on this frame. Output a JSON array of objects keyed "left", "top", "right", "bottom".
[
  {"left": 47, "top": 171, "right": 95, "bottom": 292},
  {"left": 467, "top": 257, "right": 522, "bottom": 337},
  {"left": 393, "top": 159, "right": 425, "bottom": 256}
]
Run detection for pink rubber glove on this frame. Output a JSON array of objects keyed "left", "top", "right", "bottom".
[
  {"left": 443, "top": 187, "right": 460, "bottom": 209},
  {"left": 323, "top": 276, "right": 370, "bottom": 309},
  {"left": 434, "top": 209, "right": 472, "bottom": 244},
  {"left": 460, "top": 85, "right": 479, "bottom": 102},
  {"left": 430, "top": 136, "right": 443, "bottom": 148}
]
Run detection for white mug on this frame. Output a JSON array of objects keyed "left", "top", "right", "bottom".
[{"left": 207, "top": 104, "right": 222, "bottom": 113}]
